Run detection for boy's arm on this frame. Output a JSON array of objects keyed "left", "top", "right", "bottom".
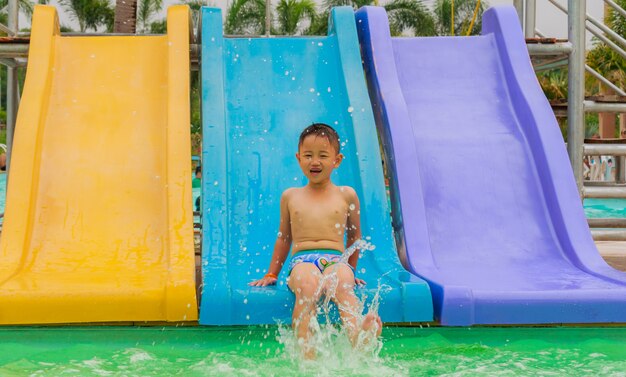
[
  {"left": 345, "top": 188, "right": 362, "bottom": 271},
  {"left": 249, "top": 190, "right": 292, "bottom": 287}
]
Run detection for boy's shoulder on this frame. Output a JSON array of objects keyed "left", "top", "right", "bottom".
[
  {"left": 281, "top": 187, "right": 300, "bottom": 200},
  {"left": 338, "top": 185, "right": 357, "bottom": 197}
]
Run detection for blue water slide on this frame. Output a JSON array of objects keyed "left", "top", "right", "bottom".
[{"left": 199, "top": 6, "right": 433, "bottom": 325}]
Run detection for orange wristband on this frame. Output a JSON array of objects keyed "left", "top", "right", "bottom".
[{"left": 264, "top": 272, "right": 278, "bottom": 279}]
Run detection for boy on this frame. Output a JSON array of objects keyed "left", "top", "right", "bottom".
[{"left": 249, "top": 123, "right": 382, "bottom": 356}]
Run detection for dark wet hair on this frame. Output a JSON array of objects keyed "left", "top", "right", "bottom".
[
  {"left": 195, "top": 165, "right": 202, "bottom": 175},
  {"left": 298, "top": 123, "right": 340, "bottom": 153}
]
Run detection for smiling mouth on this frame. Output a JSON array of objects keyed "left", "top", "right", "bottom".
[{"left": 310, "top": 168, "right": 322, "bottom": 174}]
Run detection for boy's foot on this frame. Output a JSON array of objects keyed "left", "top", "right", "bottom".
[{"left": 361, "top": 312, "right": 382, "bottom": 337}]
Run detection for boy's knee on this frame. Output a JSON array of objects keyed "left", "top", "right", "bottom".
[{"left": 325, "top": 264, "right": 355, "bottom": 295}]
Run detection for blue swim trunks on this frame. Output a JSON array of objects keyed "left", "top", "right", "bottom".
[{"left": 288, "top": 249, "right": 354, "bottom": 275}]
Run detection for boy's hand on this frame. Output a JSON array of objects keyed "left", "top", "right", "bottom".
[
  {"left": 355, "top": 277, "right": 366, "bottom": 286},
  {"left": 249, "top": 276, "right": 277, "bottom": 286}
]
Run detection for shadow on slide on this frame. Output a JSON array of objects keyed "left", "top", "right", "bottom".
[
  {"left": 357, "top": 5, "right": 626, "bottom": 325},
  {"left": 199, "top": 6, "right": 433, "bottom": 325}
]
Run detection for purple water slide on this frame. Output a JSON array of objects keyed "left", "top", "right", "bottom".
[{"left": 356, "top": 5, "right": 626, "bottom": 325}]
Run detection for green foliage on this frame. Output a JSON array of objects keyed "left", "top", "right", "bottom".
[
  {"left": 137, "top": 0, "right": 163, "bottom": 33},
  {"left": 607, "top": 0, "right": 626, "bottom": 38},
  {"left": 585, "top": 113, "right": 599, "bottom": 139},
  {"left": 537, "top": 68, "right": 568, "bottom": 101},
  {"left": 0, "top": 0, "right": 36, "bottom": 22},
  {"left": 433, "top": 0, "right": 486, "bottom": 36},
  {"left": 586, "top": 0, "right": 626, "bottom": 94},
  {"left": 59, "top": 0, "right": 114, "bottom": 32},
  {"left": 149, "top": 19, "right": 166, "bottom": 33},
  {"left": 224, "top": 0, "right": 266, "bottom": 35},
  {"left": 275, "top": 0, "right": 316, "bottom": 35},
  {"left": 385, "top": 0, "right": 435, "bottom": 36},
  {"left": 224, "top": 0, "right": 480, "bottom": 37}
]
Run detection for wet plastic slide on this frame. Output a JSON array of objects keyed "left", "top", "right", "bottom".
[
  {"left": 199, "top": 6, "right": 433, "bottom": 325},
  {"left": 0, "top": 5, "right": 198, "bottom": 324},
  {"left": 357, "top": 6, "right": 626, "bottom": 325}
]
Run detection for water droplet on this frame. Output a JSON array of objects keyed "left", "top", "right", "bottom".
[
  {"left": 360, "top": 268, "right": 366, "bottom": 274},
  {"left": 327, "top": 87, "right": 331, "bottom": 92},
  {"left": 349, "top": 204, "right": 356, "bottom": 210},
  {"left": 284, "top": 70, "right": 289, "bottom": 75},
  {"left": 243, "top": 298, "right": 248, "bottom": 304},
  {"left": 246, "top": 315, "right": 250, "bottom": 320},
  {"left": 317, "top": 42, "right": 323, "bottom": 46},
  {"left": 347, "top": 106, "right": 354, "bottom": 113},
  {"left": 335, "top": 223, "right": 340, "bottom": 228},
  {"left": 213, "top": 181, "right": 219, "bottom": 186},
  {"left": 309, "top": 88, "right": 315, "bottom": 93}
]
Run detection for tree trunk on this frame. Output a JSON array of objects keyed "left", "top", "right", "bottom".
[{"left": 114, "top": 0, "right": 138, "bottom": 33}]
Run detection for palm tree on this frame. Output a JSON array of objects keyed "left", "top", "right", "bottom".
[
  {"left": 136, "top": 0, "right": 163, "bottom": 33},
  {"left": 309, "top": 0, "right": 435, "bottom": 36},
  {"left": 60, "top": 0, "right": 115, "bottom": 32},
  {"left": 384, "top": 0, "right": 435, "bottom": 36},
  {"left": 433, "top": 0, "right": 487, "bottom": 36},
  {"left": 0, "top": 0, "right": 43, "bottom": 25},
  {"left": 224, "top": 0, "right": 266, "bottom": 35},
  {"left": 275, "top": 0, "right": 316, "bottom": 35}
]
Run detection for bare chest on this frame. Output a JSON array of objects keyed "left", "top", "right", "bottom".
[{"left": 289, "top": 194, "right": 348, "bottom": 225}]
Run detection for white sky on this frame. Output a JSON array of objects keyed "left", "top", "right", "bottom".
[{"left": 22, "top": 0, "right": 605, "bottom": 48}]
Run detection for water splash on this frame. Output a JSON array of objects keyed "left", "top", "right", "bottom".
[{"left": 276, "top": 239, "right": 388, "bottom": 370}]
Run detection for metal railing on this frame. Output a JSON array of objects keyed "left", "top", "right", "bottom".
[
  {"left": 3, "top": 0, "right": 19, "bottom": 176},
  {"left": 520, "top": 0, "right": 626, "bottom": 241}
]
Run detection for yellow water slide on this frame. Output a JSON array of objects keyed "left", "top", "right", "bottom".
[{"left": 0, "top": 5, "right": 198, "bottom": 324}]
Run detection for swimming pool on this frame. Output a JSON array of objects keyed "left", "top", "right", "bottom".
[
  {"left": 1, "top": 326, "right": 625, "bottom": 376},
  {"left": 584, "top": 198, "right": 626, "bottom": 219}
]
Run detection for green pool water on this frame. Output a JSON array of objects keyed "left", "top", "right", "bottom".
[{"left": 1, "top": 327, "right": 626, "bottom": 376}]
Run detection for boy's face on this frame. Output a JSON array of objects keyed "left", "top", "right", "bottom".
[{"left": 296, "top": 134, "right": 343, "bottom": 185}]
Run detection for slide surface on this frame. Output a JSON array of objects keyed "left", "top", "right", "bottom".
[
  {"left": 0, "top": 5, "right": 197, "bottom": 324},
  {"left": 200, "top": 6, "right": 433, "bottom": 325},
  {"left": 357, "top": 6, "right": 626, "bottom": 325}
]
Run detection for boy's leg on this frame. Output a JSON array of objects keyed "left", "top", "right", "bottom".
[
  {"left": 288, "top": 263, "right": 323, "bottom": 356},
  {"left": 323, "top": 264, "right": 382, "bottom": 346}
]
